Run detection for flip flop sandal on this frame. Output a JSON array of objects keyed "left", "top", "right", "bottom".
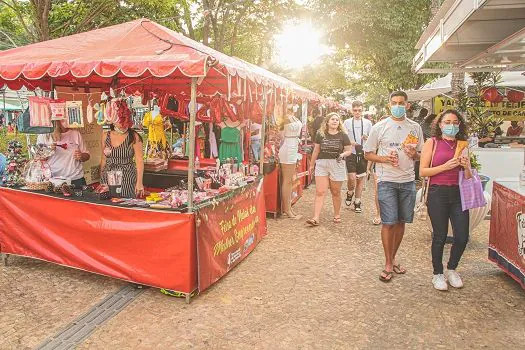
[
  {"left": 306, "top": 218, "right": 319, "bottom": 226},
  {"left": 393, "top": 264, "right": 406, "bottom": 274},
  {"left": 345, "top": 192, "right": 354, "bottom": 206},
  {"left": 379, "top": 270, "right": 394, "bottom": 282},
  {"left": 333, "top": 217, "right": 342, "bottom": 224}
]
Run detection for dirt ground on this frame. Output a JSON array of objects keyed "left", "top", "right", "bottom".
[{"left": 1, "top": 184, "right": 525, "bottom": 349}]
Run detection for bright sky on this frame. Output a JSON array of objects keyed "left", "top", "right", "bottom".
[{"left": 273, "top": 21, "right": 332, "bottom": 69}]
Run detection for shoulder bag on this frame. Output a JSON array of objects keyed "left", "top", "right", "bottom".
[{"left": 414, "top": 138, "right": 437, "bottom": 221}]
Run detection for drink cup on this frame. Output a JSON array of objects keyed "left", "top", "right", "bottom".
[{"left": 389, "top": 148, "right": 399, "bottom": 167}]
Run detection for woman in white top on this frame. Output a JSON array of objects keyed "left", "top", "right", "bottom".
[
  {"left": 278, "top": 109, "right": 302, "bottom": 218},
  {"left": 37, "top": 121, "right": 90, "bottom": 188}
]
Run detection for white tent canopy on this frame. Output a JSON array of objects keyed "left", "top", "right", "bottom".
[
  {"left": 407, "top": 71, "right": 525, "bottom": 101},
  {"left": 414, "top": 0, "right": 525, "bottom": 72}
]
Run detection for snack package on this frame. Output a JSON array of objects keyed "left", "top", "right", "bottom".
[{"left": 454, "top": 140, "right": 469, "bottom": 158}]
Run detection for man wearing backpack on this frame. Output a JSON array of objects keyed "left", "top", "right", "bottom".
[{"left": 343, "top": 101, "right": 372, "bottom": 213}]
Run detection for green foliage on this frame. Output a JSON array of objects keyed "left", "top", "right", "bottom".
[
  {"left": 301, "top": 0, "right": 436, "bottom": 103},
  {"left": 470, "top": 152, "right": 481, "bottom": 172},
  {"left": 455, "top": 72, "right": 503, "bottom": 137}
]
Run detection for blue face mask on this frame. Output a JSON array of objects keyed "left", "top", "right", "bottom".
[
  {"left": 391, "top": 105, "right": 406, "bottom": 119},
  {"left": 441, "top": 124, "right": 460, "bottom": 137}
]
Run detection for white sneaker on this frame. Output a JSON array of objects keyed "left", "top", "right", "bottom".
[
  {"left": 445, "top": 270, "right": 464, "bottom": 288},
  {"left": 432, "top": 274, "right": 448, "bottom": 291}
]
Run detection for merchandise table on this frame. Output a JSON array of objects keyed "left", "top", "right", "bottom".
[
  {"left": 263, "top": 154, "right": 308, "bottom": 217},
  {"left": 489, "top": 181, "right": 525, "bottom": 290},
  {"left": 0, "top": 177, "right": 267, "bottom": 299}
]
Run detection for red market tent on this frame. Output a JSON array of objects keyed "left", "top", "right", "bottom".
[{"left": 0, "top": 18, "right": 323, "bottom": 101}]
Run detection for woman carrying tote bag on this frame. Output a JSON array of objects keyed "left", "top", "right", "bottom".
[{"left": 420, "top": 109, "right": 472, "bottom": 291}]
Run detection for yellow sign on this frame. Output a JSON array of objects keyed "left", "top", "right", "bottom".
[{"left": 433, "top": 96, "right": 525, "bottom": 121}]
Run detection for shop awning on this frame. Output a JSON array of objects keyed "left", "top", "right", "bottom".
[
  {"left": 0, "top": 19, "right": 322, "bottom": 101},
  {"left": 0, "top": 101, "right": 23, "bottom": 111},
  {"left": 413, "top": 0, "right": 525, "bottom": 72},
  {"left": 406, "top": 71, "right": 525, "bottom": 101}
]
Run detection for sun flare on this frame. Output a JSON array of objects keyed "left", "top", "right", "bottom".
[{"left": 274, "top": 22, "right": 330, "bottom": 69}]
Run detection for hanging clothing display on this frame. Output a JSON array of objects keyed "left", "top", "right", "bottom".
[
  {"left": 86, "top": 99, "right": 94, "bottom": 124},
  {"left": 28, "top": 96, "right": 52, "bottom": 127},
  {"left": 208, "top": 123, "right": 218, "bottom": 158},
  {"left": 143, "top": 110, "right": 169, "bottom": 159},
  {"left": 219, "top": 126, "right": 242, "bottom": 163},
  {"left": 49, "top": 99, "right": 66, "bottom": 121},
  {"left": 66, "top": 101, "right": 84, "bottom": 128}
]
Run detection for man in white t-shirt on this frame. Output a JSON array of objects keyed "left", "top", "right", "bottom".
[
  {"left": 364, "top": 91, "right": 424, "bottom": 283},
  {"left": 250, "top": 122, "right": 262, "bottom": 162},
  {"left": 343, "top": 101, "right": 372, "bottom": 213},
  {"left": 37, "top": 121, "right": 90, "bottom": 188}
]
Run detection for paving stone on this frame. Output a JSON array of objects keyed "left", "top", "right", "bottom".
[{"left": 2, "top": 184, "right": 525, "bottom": 349}]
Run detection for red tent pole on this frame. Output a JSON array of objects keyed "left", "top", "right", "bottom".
[{"left": 187, "top": 77, "right": 198, "bottom": 211}]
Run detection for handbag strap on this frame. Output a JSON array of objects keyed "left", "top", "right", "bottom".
[{"left": 421, "top": 137, "right": 437, "bottom": 203}]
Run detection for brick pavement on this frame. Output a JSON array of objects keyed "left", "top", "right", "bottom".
[{"left": 1, "top": 185, "right": 525, "bottom": 349}]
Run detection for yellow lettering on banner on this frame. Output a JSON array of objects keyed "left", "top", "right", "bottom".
[
  {"left": 213, "top": 215, "right": 260, "bottom": 256},
  {"left": 432, "top": 96, "right": 525, "bottom": 121}
]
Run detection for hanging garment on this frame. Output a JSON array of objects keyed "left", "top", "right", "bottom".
[
  {"left": 143, "top": 111, "right": 169, "bottom": 158},
  {"left": 86, "top": 99, "right": 94, "bottom": 124},
  {"left": 100, "top": 132, "right": 137, "bottom": 198},
  {"left": 208, "top": 123, "right": 218, "bottom": 158},
  {"left": 219, "top": 126, "right": 242, "bottom": 163},
  {"left": 96, "top": 102, "right": 106, "bottom": 125},
  {"left": 49, "top": 99, "right": 66, "bottom": 121},
  {"left": 66, "top": 101, "right": 84, "bottom": 128},
  {"left": 28, "top": 96, "right": 52, "bottom": 127}
]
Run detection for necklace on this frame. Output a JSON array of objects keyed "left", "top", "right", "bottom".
[
  {"left": 114, "top": 125, "right": 128, "bottom": 134},
  {"left": 442, "top": 139, "right": 456, "bottom": 149}
]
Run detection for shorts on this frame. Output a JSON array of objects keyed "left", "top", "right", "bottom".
[
  {"left": 377, "top": 181, "right": 417, "bottom": 225},
  {"left": 346, "top": 154, "right": 368, "bottom": 176},
  {"left": 315, "top": 159, "right": 347, "bottom": 182}
]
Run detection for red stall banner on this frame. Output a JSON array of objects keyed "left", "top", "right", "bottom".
[
  {"left": 0, "top": 188, "right": 197, "bottom": 293},
  {"left": 489, "top": 182, "right": 525, "bottom": 289},
  {"left": 197, "top": 178, "right": 267, "bottom": 292}
]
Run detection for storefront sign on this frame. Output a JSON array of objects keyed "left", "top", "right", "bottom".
[
  {"left": 433, "top": 96, "right": 525, "bottom": 120},
  {"left": 196, "top": 178, "right": 267, "bottom": 292}
]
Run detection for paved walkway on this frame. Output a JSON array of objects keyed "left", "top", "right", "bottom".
[{"left": 1, "top": 185, "right": 525, "bottom": 349}]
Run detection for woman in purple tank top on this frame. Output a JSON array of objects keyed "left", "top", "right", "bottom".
[{"left": 420, "top": 109, "right": 472, "bottom": 291}]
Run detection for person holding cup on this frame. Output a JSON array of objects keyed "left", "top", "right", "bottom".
[
  {"left": 37, "top": 120, "right": 90, "bottom": 187},
  {"left": 420, "top": 109, "right": 472, "bottom": 291},
  {"left": 364, "top": 91, "right": 424, "bottom": 282}
]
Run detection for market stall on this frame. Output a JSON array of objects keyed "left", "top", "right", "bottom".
[
  {"left": 489, "top": 181, "right": 525, "bottom": 290},
  {"left": 0, "top": 19, "right": 327, "bottom": 300}
]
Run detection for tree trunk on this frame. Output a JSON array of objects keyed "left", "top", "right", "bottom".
[
  {"left": 30, "top": 0, "right": 52, "bottom": 42},
  {"left": 431, "top": 0, "right": 441, "bottom": 17}
]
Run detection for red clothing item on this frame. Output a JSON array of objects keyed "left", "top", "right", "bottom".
[
  {"left": 507, "top": 126, "right": 523, "bottom": 137},
  {"left": 429, "top": 139, "right": 460, "bottom": 186}
]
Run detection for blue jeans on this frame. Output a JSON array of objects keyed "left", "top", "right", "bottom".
[
  {"left": 377, "top": 181, "right": 416, "bottom": 225},
  {"left": 427, "top": 185, "right": 469, "bottom": 274}
]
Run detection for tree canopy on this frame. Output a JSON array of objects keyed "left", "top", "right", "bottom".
[{"left": 0, "top": 0, "right": 438, "bottom": 105}]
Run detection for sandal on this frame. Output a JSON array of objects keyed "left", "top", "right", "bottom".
[
  {"left": 345, "top": 191, "right": 354, "bottom": 206},
  {"left": 372, "top": 217, "right": 381, "bottom": 225},
  {"left": 306, "top": 218, "right": 319, "bottom": 226},
  {"left": 333, "top": 217, "right": 342, "bottom": 224},
  {"left": 379, "top": 270, "right": 394, "bottom": 282},
  {"left": 393, "top": 264, "right": 406, "bottom": 274}
]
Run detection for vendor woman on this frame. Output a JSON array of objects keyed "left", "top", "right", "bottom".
[
  {"left": 37, "top": 121, "right": 90, "bottom": 187},
  {"left": 100, "top": 112, "right": 145, "bottom": 198}
]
